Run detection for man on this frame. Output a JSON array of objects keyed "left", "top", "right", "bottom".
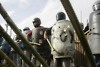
[
  {"left": 44, "top": 12, "right": 75, "bottom": 67},
  {"left": 22, "top": 27, "right": 31, "bottom": 67},
  {"left": 12, "top": 29, "right": 23, "bottom": 67},
  {"left": 27, "top": 17, "right": 51, "bottom": 67},
  {"left": 1, "top": 39, "right": 11, "bottom": 66},
  {"left": 89, "top": 1, "right": 100, "bottom": 67}
]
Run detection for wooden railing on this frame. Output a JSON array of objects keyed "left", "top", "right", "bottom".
[{"left": 74, "top": 32, "right": 91, "bottom": 67}]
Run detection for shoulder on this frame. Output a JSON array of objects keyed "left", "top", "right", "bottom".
[{"left": 45, "top": 27, "right": 52, "bottom": 35}]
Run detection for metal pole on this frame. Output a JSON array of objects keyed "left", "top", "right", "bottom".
[
  {"left": 0, "top": 25, "right": 35, "bottom": 67},
  {"left": 0, "top": 49, "right": 17, "bottom": 67},
  {"left": 0, "top": 3, "right": 49, "bottom": 67},
  {"left": 60, "top": 0, "right": 96, "bottom": 67}
]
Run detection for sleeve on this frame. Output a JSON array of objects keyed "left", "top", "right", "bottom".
[{"left": 27, "top": 31, "right": 32, "bottom": 36}]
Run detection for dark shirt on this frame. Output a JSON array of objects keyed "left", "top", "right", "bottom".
[
  {"left": 30, "top": 26, "right": 51, "bottom": 55},
  {"left": 27, "top": 26, "right": 43, "bottom": 36},
  {"left": 2, "top": 39, "right": 11, "bottom": 50}
]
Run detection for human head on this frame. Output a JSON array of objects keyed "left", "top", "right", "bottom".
[
  {"left": 93, "top": 0, "right": 100, "bottom": 11},
  {"left": 23, "top": 27, "right": 30, "bottom": 31},
  {"left": 56, "top": 12, "right": 66, "bottom": 21},
  {"left": 32, "top": 17, "right": 41, "bottom": 27}
]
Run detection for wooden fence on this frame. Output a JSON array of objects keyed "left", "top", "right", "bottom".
[{"left": 74, "top": 32, "right": 91, "bottom": 67}]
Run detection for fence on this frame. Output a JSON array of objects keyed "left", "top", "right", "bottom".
[{"left": 74, "top": 32, "right": 91, "bottom": 67}]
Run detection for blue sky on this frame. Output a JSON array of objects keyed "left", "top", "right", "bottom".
[{"left": 0, "top": 0, "right": 96, "bottom": 36}]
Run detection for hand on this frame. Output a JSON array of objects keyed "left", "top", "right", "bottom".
[{"left": 44, "top": 31, "right": 48, "bottom": 39}]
